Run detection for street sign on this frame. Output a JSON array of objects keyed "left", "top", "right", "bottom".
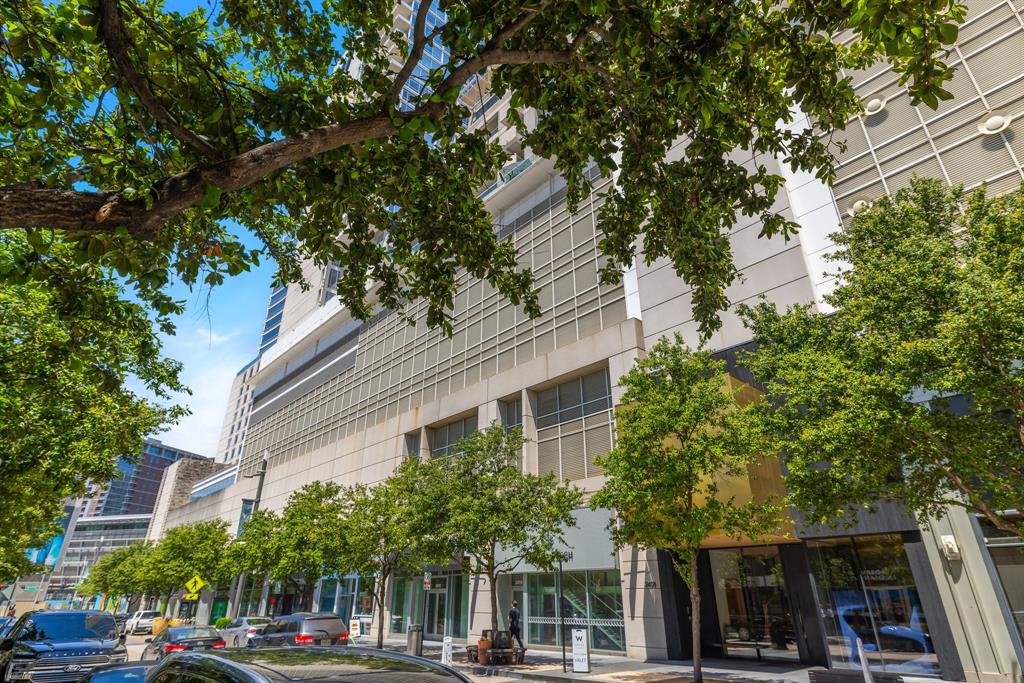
[
  {"left": 422, "top": 572, "right": 431, "bottom": 590},
  {"left": 185, "top": 575, "right": 206, "bottom": 594},
  {"left": 571, "top": 628, "right": 590, "bottom": 673},
  {"left": 441, "top": 636, "right": 453, "bottom": 666},
  {"left": 182, "top": 592, "right": 200, "bottom": 602}
]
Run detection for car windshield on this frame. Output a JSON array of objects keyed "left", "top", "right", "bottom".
[
  {"left": 142, "top": 612, "right": 161, "bottom": 618},
  {"left": 87, "top": 666, "right": 150, "bottom": 682},
  {"left": 18, "top": 613, "right": 117, "bottom": 642},
  {"left": 245, "top": 618, "right": 270, "bottom": 625},
  {"left": 169, "top": 626, "right": 219, "bottom": 641}
]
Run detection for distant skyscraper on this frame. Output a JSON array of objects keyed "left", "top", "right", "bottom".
[{"left": 85, "top": 438, "right": 206, "bottom": 517}]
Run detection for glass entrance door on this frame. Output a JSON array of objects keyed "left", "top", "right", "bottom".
[
  {"left": 708, "top": 546, "right": 800, "bottom": 661},
  {"left": 426, "top": 591, "right": 447, "bottom": 639}
]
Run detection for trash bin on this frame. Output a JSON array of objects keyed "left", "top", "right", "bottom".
[{"left": 407, "top": 624, "right": 423, "bottom": 657}]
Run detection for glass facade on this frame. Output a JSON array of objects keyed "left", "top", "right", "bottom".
[
  {"left": 389, "top": 573, "right": 469, "bottom": 640},
  {"left": 708, "top": 547, "right": 799, "bottom": 661},
  {"left": 807, "top": 535, "right": 939, "bottom": 675},
  {"left": 526, "top": 570, "right": 625, "bottom": 652},
  {"left": 979, "top": 519, "right": 1024, "bottom": 640}
]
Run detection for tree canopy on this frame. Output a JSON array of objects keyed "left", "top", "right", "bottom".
[
  {"left": 0, "top": 234, "right": 183, "bottom": 575},
  {"left": 0, "top": 0, "right": 965, "bottom": 335},
  {"left": 429, "top": 424, "right": 583, "bottom": 631},
  {"left": 342, "top": 459, "right": 451, "bottom": 648},
  {"left": 591, "top": 336, "right": 780, "bottom": 683},
  {"left": 76, "top": 541, "right": 152, "bottom": 601},
  {"left": 741, "top": 179, "right": 1024, "bottom": 537},
  {"left": 142, "top": 519, "right": 230, "bottom": 607}
]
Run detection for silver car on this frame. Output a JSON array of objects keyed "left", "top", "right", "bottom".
[
  {"left": 125, "top": 610, "right": 162, "bottom": 635},
  {"left": 218, "top": 616, "right": 272, "bottom": 648}
]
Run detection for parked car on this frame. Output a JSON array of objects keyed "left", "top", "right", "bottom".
[
  {"left": 123, "top": 611, "right": 162, "bottom": 636},
  {"left": 69, "top": 647, "right": 471, "bottom": 683},
  {"left": 140, "top": 626, "right": 226, "bottom": 661},
  {"left": 0, "top": 610, "right": 128, "bottom": 683},
  {"left": 247, "top": 613, "right": 348, "bottom": 648},
  {"left": 218, "top": 616, "right": 271, "bottom": 648}
]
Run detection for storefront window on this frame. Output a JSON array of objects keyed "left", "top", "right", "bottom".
[
  {"left": 319, "top": 578, "right": 338, "bottom": 613},
  {"left": 525, "top": 571, "right": 624, "bottom": 652},
  {"left": 708, "top": 546, "right": 798, "bottom": 661},
  {"left": 979, "top": 519, "right": 1024, "bottom": 640},
  {"left": 808, "top": 535, "right": 939, "bottom": 675}
]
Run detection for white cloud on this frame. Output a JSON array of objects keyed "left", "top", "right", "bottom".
[
  {"left": 140, "top": 322, "right": 256, "bottom": 458},
  {"left": 191, "top": 327, "right": 234, "bottom": 348}
]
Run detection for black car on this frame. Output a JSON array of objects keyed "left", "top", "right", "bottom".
[
  {"left": 0, "top": 617, "right": 13, "bottom": 639},
  {"left": 69, "top": 647, "right": 471, "bottom": 683},
  {"left": 140, "top": 626, "right": 226, "bottom": 661},
  {"left": 246, "top": 613, "right": 348, "bottom": 648},
  {"left": 0, "top": 610, "right": 128, "bottom": 683}
]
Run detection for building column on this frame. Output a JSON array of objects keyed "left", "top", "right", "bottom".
[
  {"left": 521, "top": 388, "right": 538, "bottom": 474},
  {"left": 258, "top": 581, "right": 270, "bottom": 616},
  {"left": 915, "top": 511, "right": 1024, "bottom": 683},
  {"left": 619, "top": 546, "right": 670, "bottom": 660}
]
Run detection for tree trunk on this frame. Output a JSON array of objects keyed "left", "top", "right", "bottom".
[
  {"left": 689, "top": 561, "right": 702, "bottom": 683},
  {"left": 489, "top": 569, "right": 499, "bottom": 633},
  {"left": 376, "top": 573, "right": 388, "bottom": 650}
]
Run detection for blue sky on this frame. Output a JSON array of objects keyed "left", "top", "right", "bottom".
[{"left": 146, "top": 224, "right": 275, "bottom": 456}]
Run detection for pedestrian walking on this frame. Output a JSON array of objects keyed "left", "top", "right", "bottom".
[{"left": 508, "top": 600, "right": 523, "bottom": 649}]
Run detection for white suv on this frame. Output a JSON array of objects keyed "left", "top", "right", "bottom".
[{"left": 125, "top": 610, "right": 163, "bottom": 634}]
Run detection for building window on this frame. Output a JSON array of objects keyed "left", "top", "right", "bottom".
[
  {"left": 429, "top": 415, "right": 478, "bottom": 459},
  {"left": 535, "top": 369, "right": 613, "bottom": 481},
  {"left": 320, "top": 262, "right": 341, "bottom": 305},
  {"left": 807, "top": 534, "right": 940, "bottom": 675},
  {"left": 404, "top": 432, "right": 421, "bottom": 460},
  {"left": 526, "top": 570, "right": 624, "bottom": 652},
  {"left": 978, "top": 518, "right": 1024, "bottom": 641},
  {"left": 500, "top": 397, "right": 522, "bottom": 431}
]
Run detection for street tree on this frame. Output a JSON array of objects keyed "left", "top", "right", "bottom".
[
  {"left": 591, "top": 336, "right": 781, "bottom": 683},
  {"left": 741, "top": 179, "right": 1024, "bottom": 537},
  {"left": 341, "top": 460, "right": 450, "bottom": 649},
  {"left": 76, "top": 542, "right": 152, "bottom": 608},
  {"left": 0, "top": 0, "right": 966, "bottom": 337},
  {"left": 0, "top": 234, "right": 184, "bottom": 573},
  {"left": 432, "top": 424, "right": 582, "bottom": 632},
  {"left": 145, "top": 519, "right": 231, "bottom": 612},
  {"left": 221, "top": 509, "right": 283, "bottom": 597},
  {"left": 271, "top": 482, "right": 349, "bottom": 610}
]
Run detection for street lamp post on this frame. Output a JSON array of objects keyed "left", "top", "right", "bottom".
[{"left": 231, "top": 451, "right": 269, "bottom": 618}]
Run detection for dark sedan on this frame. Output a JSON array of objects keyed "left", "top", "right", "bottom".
[
  {"left": 72, "top": 647, "right": 472, "bottom": 683},
  {"left": 140, "top": 626, "right": 226, "bottom": 661},
  {"left": 0, "top": 610, "right": 128, "bottom": 683}
]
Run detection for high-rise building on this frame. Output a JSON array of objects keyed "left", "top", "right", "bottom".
[
  {"left": 84, "top": 438, "right": 206, "bottom": 517},
  {"left": 159, "top": 2, "right": 1024, "bottom": 680},
  {"left": 40, "top": 440, "right": 209, "bottom": 606}
]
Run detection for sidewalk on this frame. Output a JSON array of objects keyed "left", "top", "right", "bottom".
[{"left": 354, "top": 636, "right": 820, "bottom": 683}]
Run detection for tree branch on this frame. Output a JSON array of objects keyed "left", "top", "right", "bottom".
[
  {"left": 387, "top": 0, "right": 435, "bottom": 106},
  {"left": 98, "top": 0, "right": 221, "bottom": 160}
]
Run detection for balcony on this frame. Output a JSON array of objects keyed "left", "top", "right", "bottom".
[{"left": 479, "top": 157, "right": 534, "bottom": 200}]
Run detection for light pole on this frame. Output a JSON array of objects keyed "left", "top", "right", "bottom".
[{"left": 232, "top": 450, "right": 269, "bottom": 618}]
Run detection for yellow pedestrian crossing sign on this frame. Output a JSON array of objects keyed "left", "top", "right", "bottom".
[
  {"left": 182, "top": 592, "right": 200, "bottom": 601},
  {"left": 185, "top": 575, "right": 206, "bottom": 594}
]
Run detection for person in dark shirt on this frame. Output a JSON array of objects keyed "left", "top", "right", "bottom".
[{"left": 508, "top": 600, "right": 523, "bottom": 649}]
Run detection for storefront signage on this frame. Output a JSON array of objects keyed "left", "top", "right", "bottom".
[
  {"left": 349, "top": 619, "right": 361, "bottom": 638},
  {"left": 441, "top": 636, "right": 453, "bottom": 665},
  {"left": 571, "top": 628, "right": 590, "bottom": 673}
]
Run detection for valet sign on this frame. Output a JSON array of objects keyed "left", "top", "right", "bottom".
[{"left": 571, "top": 628, "right": 590, "bottom": 673}]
